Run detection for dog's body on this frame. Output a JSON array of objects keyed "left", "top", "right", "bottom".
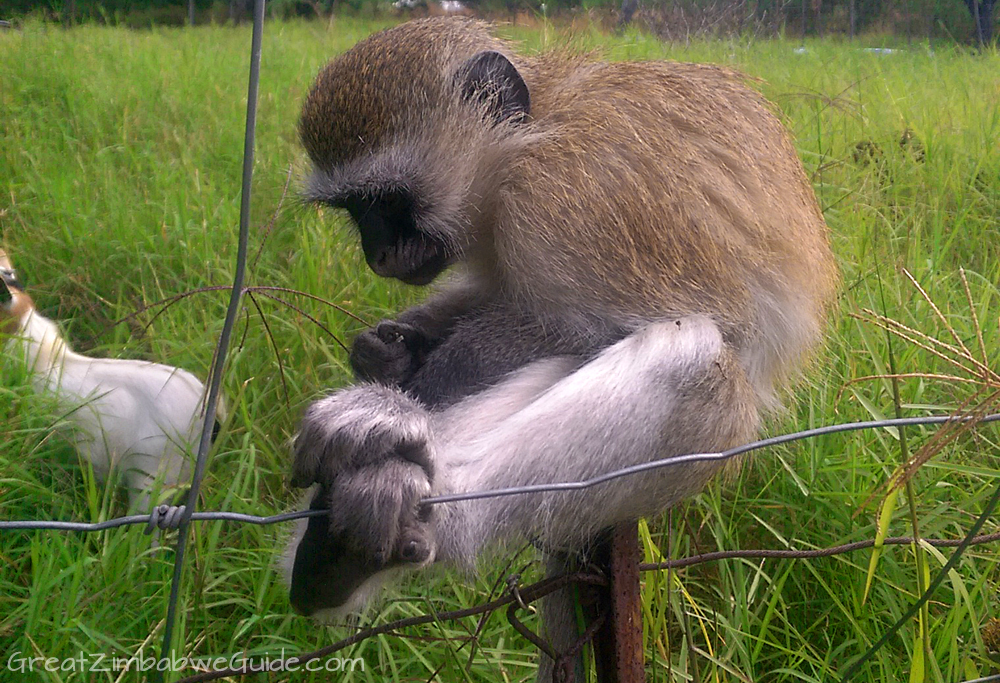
[{"left": 1, "top": 251, "right": 216, "bottom": 510}]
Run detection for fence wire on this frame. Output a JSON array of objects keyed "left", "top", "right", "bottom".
[
  {"left": 2, "top": 412, "right": 998, "bottom": 533},
  {"left": 4, "top": 406, "right": 999, "bottom": 681},
  {"left": 154, "top": 0, "right": 265, "bottom": 677},
  {"left": 3, "top": 6, "right": 1000, "bottom": 682}
]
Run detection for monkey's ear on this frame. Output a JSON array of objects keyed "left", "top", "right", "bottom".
[{"left": 456, "top": 51, "right": 530, "bottom": 126}]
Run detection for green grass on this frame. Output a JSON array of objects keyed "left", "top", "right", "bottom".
[{"left": 1, "top": 16, "right": 999, "bottom": 683}]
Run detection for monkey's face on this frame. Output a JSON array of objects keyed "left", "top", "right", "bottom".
[{"left": 338, "top": 188, "right": 452, "bottom": 285}]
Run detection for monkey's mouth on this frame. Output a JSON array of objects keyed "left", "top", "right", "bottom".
[
  {"left": 397, "top": 248, "right": 451, "bottom": 286},
  {"left": 369, "top": 235, "right": 452, "bottom": 286}
]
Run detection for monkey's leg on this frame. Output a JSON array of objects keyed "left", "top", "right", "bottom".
[
  {"left": 425, "top": 317, "right": 758, "bottom": 680},
  {"left": 433, "top": 316, "right": 759, "bottom": 560},
  {"left": 289, "top": 318, "right": 757, "bottom": 618},
  {"left": 537, "top": 552, "right": 590, "bottom": 683},
  {"left": 287, "top": 357, "right": 579, "bottom": 614}
]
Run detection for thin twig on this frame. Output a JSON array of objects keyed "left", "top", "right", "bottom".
[
  {"left": 250, "top": 164, "right": 294, "bottom": 272},
  {"left": 960, "top": 267, "right": 991, "bottom": 379},
  {"left": 246, "top": 291, "right": 290, "bottom": 407},
  {"left": 253, "top": 290, "right": 349, "bottom": 353}
]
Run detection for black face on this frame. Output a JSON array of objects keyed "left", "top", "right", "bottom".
[
  {"left": 339, "top": 189, "right": 450, "bottom": 286},
  {"left": 289, "top": 488, "right": 434, "bottom": 616}
]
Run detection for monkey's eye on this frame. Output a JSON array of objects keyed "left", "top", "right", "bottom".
[{"left": 339, "top": 189, "right": 416, "bottom": 228}]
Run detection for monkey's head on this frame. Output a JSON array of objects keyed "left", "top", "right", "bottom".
[{"left": 299, "top": 19, "right": 531, "bottom": 285}]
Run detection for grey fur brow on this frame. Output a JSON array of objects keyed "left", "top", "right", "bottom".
[{"left": 304, "top": 147, "right": 425, "bottom": 205}]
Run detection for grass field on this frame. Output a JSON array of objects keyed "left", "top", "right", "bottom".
[{"left": 1, "top": 16, "right": 999, "bottom": 683}]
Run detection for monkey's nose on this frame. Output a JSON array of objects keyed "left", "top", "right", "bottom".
[{"left": 369, "top": 246, "right": 395, "bottom": 277}]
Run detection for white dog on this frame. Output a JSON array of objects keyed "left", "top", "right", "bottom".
[{"left": 1, "top": 249, "right": 221, "bottom": 511}]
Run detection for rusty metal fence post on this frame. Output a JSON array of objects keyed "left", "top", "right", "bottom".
[{"left": 592, "top": 522, "right": 645, "bottom": 683}]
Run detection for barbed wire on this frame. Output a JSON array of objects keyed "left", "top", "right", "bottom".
[
  {"left": 4, "top": 413, "right": 995, "bottom": 680},
  {"left": 4, "top": 417, "right": 999, "bottom": 682},
  {"left": 170, "top": 572, "right": 607, "bottom": 683},
  {"left": 0, "top": 507, "right": 323, "bottom": 532}
]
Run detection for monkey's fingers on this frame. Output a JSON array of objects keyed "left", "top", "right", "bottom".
[
  {"left": 351, "top": 324, "right": 415, "bottom": 385},
  {"left": 334, "top": 460, "right": 433, "bottom": 567},
  {"left": 292, "top": 385, "right": 433, "bottom": 488},
  {"left": 291, "top": 415, "right": 332, "bottom": 488},
  {"left": 374, "top": 320, "right": 429, "bottom": 349},
  {"left": 292, "top": 397, "right": 355, "bottom": 487}
]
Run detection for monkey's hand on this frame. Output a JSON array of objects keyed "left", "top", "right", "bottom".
[
  {"left": 292, "top": 384, "right": 434, "bottom": 490},
  {"left": 350, "top": 320, "right": 432, "bottom": 387},
  {"left": 289, "top": 386, "right": 436, "bottom": 611},
  {"left": 289, "top": 463, "right": 435, "bottom": 616},
  {"left": 325, "top": 461, "right": 435, "bottom": 568}
]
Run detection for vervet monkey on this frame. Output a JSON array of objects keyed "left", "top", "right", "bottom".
[
  {"left": 286, "top": 17, "right": 838, "bottom": 677},
  {"left": 0, "top": 249, "right": 220, "bottom": 511}
]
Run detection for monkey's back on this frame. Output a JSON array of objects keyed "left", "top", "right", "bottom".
[
  {"left": 298, "top": 19, "right": 837, "bottom": 400},
  {"left": 499, "top": 58, "right": 838, "bottom": 394}
]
